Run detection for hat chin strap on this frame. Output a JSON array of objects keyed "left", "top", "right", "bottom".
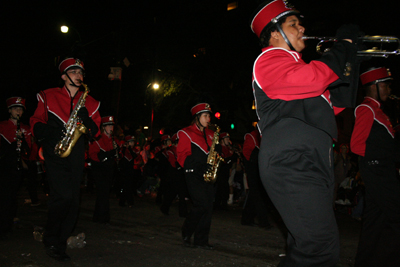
[
  {"left": 276, "top": 24, "right": 296, "bottom": 51},
  {"left": 65, "top": 72, "right": 80, "bottom": 88}
]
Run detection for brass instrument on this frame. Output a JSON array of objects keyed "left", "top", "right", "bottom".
[
  {"left": 303, "top": 36, "right": 400, "bottom": 58},
  {"left": 204, "top": 124, "right": 224, "bottom": 183},
  {"left": 389, "top": 95, "right": 400, "bottom": 100},
  {"left": 54, "top": 81, "right": 89, "bottom": 158}
]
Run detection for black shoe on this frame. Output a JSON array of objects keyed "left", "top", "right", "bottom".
[
  {"left": 45, "top": 246, "right": 71, "bottom": 261},
  {"left": 194, "top": 243, "right": 214, "bottom": 250}
]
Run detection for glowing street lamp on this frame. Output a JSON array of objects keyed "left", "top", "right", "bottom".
[
  {"left": 153, "top": 83, "right": 159, "bottom": 90},
  {"left": 61, "top": 25, "right": 69, "bottom": 33}
]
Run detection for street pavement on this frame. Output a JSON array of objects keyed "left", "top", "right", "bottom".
[{"left": 0, "top": 186, "right": 361, "bottom": 267}]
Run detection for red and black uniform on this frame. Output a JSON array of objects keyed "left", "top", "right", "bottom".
[
  {"left": 0, "top": 119, "right": 31, "bottom": 237},
  {"left": 241, "top": 130, "right": 271, "bottom": 228},
  {"left": 351, "top": 97, "right": 400, "bottom": 267},
  {"left": 118, "top": 145, "right": 140, "bottom": 207},
  {"left": 253, "top": 41, "right": 358, "bottom": 266},
  {"left": 160, "top": 146, "right": 188, "bottom": 217},
  {"left": 30, "top": 86, "right": 100, "bottom": 251},
  {"left": 177, "top": 123, "right": 215, "bottom": 246},
  {"left": 89, "top": 133, "right": 119, "bottom": 223}
]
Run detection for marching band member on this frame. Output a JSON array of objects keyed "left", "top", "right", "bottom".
[
  {"left": 0, "top": 97, "right": 31, "bottom": 240},
  {"left": 250, "top": 0, "right": 360, "bottom": 265},
  {"left": 118, "top": 135, "right": 137, "bottom": 207},
  {"left": 241, "top": 127, "right": 271, "bottom": 229},
  {"left": 89, "top": 116, "right": 120, "bottom": 224},
  {"left": 177, "top": 103, "right": 216, "bottom": 250},
  {"left": 30, "top": 58, "right": 101, "bottom": 261},
  {"left": 350, "top": 67, "right": 400, "bottom": 267}
]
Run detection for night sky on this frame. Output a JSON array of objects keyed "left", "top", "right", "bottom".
[{"left": 2, "top": 0, "right": 399, "bottom": 139}]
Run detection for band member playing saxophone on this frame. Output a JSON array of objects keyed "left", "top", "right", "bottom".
[
  {"left": 351, "top": 67, "right": 400, "bottom": 267},
  {"left": 30, "top": 58, "right": 101, "bottom": 261},
  {"left": 0, "top": 97, "right": 31, "bottom": 240},
  {"left": 177, "top": 103, "right": 216, "bottom": 250},
  {"left": 88, "top": 116, "right": 120, "bottom": 224}
]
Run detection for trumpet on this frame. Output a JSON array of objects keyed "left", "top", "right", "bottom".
[{"left": 303, "top": 36, "right": 400, "bottom": 58}]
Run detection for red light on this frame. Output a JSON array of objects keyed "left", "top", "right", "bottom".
[
  {"left": 159, "top": 128, "right": 164, "bottom": 135},
  {"left": 215, "top": 112, "right": 221, "bottom": 119}
]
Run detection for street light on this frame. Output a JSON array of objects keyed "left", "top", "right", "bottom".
[
  {"left": 149, "top": 83, "right": 159, "bottom": 139},
  {"left": 153, "top": 83, "right": 159, "bottom": 90},
  {"left": 61, "top": 25, "right": 69, "bottom": 33}
]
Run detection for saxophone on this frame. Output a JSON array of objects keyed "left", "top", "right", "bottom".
[
  {"left": 54, "top": 81, "right": 89, "bottom": 158},
  {"left": 204, "top": 124, "right": 224, "bottom": 183}
]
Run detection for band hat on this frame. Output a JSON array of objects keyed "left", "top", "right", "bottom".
[
  {"left": 191, "top": 103, "right": 212, "bottom": 116},
  {"left": 101, "top": 116, "right": 115, "bottom": 125},
  {"left": 59, "top": 58, "right": 85, "bottom": 74},
  {"left": 7, "top": 97, "right": 26, "bottom": 109},
  {"left": 360, "top": 67, "right": 392, "bottom": 85},
  {"left": 124, "top": 135, "right": 135, "bottom": 142},
  {"left": 161, "top": 135, "right": 171, "bottom": 142},
  {"left": 250, "top": 0, "right": 299, "bottom": 38},
  {"left": 219, "top": 132, "right": 230, "bottom": 139}
]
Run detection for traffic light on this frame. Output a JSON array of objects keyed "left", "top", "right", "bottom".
[
  {"left": 215, "top": 112, "right": 221, "bottom": 119},
  {"left": 230, "top": 123, "right": 235, "bottom": 130}
]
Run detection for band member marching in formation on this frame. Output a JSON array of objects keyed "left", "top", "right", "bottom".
[
  {"left": 0, "top": 97, "right": 32, "bottom": 240},
  {"left": 118, "top": 135, "right": 137, "bottom": 207},
  {"left": 241, "top": 127, "right": 272, "bottom": 229},
  {"left": 177, "top": 103, "right": 216, "bottom": 250},
  {"left": 89, "top": 116, "right": 120, "bottom": 224},
  {"left": 250, "top": 0, "right": 361, "bottom": 265},
  {"left": 159, "top": 134, "right": 188, "bottom": 217},
  {"left": 350, "top": 67, "right": 400, "bottom": 267},
  {"left": 30, "top": 58, "right": 101, "bottom": 261}
]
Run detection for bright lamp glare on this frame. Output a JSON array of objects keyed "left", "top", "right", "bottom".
[
  {"left": 61, "top": 26, "right": 69, "bottom": 33},
  {"left": 153, "top": 83, "right": 159, "bottom": 90}
]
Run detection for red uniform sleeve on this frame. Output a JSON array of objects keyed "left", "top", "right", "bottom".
[
  {"left": 254, "top": 48, "right": 339, "bottom": 101},
  {"left": 89, "top": 141, "right": 101, "bottom": 162},
  {"left": 350, "top": 105, "right": 374, "bottom": 156},
  {"left": 242, "top": 134, "right": 255, "bottom": 161},
  {"left": 177, "top": 130, "right": 191, "bottom": 168}
]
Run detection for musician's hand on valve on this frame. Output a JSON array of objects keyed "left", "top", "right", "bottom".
[{"left": 336, "top": 24, "right": 360, "bottom": 44}]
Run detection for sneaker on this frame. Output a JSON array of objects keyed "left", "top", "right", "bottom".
[
  {"left": 227, "top": 199, "right": 233, "bottom": 205},
  {"left": 344, "top": 199, "right": 352, "bottom": 205},
  {"left": 31, "top": 202, "right": 41, "bottom": 207}
]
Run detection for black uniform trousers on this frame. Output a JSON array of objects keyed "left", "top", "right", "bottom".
[
  {"left": 42, "top": 144, "right": 85, "bottom": 252},
  {"left": 355, "top": 158, "right": 400, "bottom": 267},
  {"left": 260, "top": 118, "right": 339, "bottom": 267},
  {"left": 92, "top": 161, "right": 114, "bottom": 223},
  {"left": 0, "top": 169, "right": 22, "bottom": 237},
  {"left": 160, "top": 167, "right": 188, "bottom": 217},
  {"left": 242, "top": 159, "right": 271, "bottom": 227},
  {"left": 214, "top": 162, "right": 230, "bottom": 209},
  {"left": 182, "top": 171, "right": 215, "bottom": 245}
]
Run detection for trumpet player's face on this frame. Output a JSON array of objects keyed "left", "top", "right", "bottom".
[
  {"left": 9, "top": 107, "right": 24, "bottom": 120},
  {"left": 377, "top": 82, "right": 392, "bottom": 101},
  {"left": 280, "top": 15, "right": 305, "bottom": 52}
]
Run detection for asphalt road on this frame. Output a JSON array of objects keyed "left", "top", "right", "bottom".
[{"left": 0, "top": 186, "right": 361, "bottom": 267}]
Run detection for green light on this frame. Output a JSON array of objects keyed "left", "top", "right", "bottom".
[{"left": 230, "top": 123, "right": 235, "bottom": 130}]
